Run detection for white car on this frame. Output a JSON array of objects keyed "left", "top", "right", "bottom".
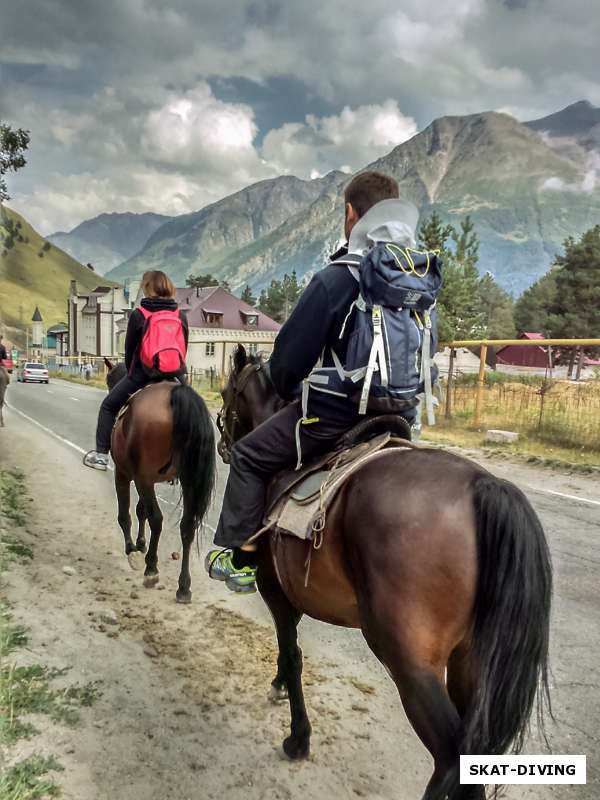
[{"left": 18, "top": 362, "right": 49, "bottom": 384}]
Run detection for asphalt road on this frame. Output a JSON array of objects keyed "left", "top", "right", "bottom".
[{"left": 4, "top": 377, "right": 600, "bottom": 798}]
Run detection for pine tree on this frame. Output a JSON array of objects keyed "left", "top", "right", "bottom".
[
  {"left": 418, "top": 213, "right": 485, "bottom": 341},
  {"left": 477, "top": 272, "right": 515, "bottom": 339},
  {"left": 185, "top": 273, "right": 219, "bottom": 289},
  {"left": 549, "top": 226, "right": 600, "bottom": 339},
  {"left": 240, "top": 284, "right": 256, "bottom": 306},
  {"left": 1, "top": 124, "right": 30, "bottom": 202},
  {"left": 418, "top": 212, "right": 454, "bottom": 252},
  {"left": 513, "top": 271, "right": 557, "bottom": 335},
  {"left": 258, "top": 272, "right": 304, "bottom": 322}
]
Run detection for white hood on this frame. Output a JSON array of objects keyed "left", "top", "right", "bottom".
[{"left": 347, "top": 198, "right": 419, "bottom": 255}]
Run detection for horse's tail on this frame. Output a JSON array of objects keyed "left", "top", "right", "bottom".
[
  {"left": 170, "top": 384, "right": 216, "bottom": 532},
  {"left": 463, "top": 474, "right": 552, "bottom": 756}
]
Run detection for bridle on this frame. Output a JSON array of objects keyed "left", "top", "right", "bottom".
[{"left": 216, "top": 361, "right": 262, "bottom": 463}]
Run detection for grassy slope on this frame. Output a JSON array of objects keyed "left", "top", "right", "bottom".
[{"left": 0, "top": 205, "right": 119, "bottom": 330}]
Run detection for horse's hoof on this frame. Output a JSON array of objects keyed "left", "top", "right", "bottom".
[
  {"left": 175, "top": 590, "right": 192, "bottom": 605},
  {"left": 143, "top": 574, "right": 160, "bottom": 588},
  {"left": 269, "top": 685, "right": 288, "bottom": 704},
  {"left": 282, "top": 735, "right": 310, "bottom": 761},
  {"left": 127, "top": 551, "right": 145, "bottom": 571}
]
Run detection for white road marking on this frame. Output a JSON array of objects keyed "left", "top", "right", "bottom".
[
  {"left": 11, "top": 396, "right": 596, "bottom": 511},
  {"left": 46, "top": 390, "right": 54, "bottom": 395},
  {"left": 5, "top": 403, "right": 114, "bottom": 473},
  {"left": 70, "top": 397, "right": 80, "bottom": 402},
  {"left": 529, "top": 487, "right": 600, "bottom": 508}
]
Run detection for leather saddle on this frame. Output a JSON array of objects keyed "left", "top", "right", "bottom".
[{"left": 265, "top": 414, "right": 412, "bottom": 517}]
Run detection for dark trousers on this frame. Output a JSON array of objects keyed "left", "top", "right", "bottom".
[
  {"left": 96, "top": 373, "right": 147, "bottom": 453},
  {"left": 215, "top": 402, "right": 363, "bottom": 549}
]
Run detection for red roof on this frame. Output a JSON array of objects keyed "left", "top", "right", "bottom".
[
  {"left": 174, "top": 286, "right": 280, "bottom": 332},
  {"left": 520, "top": 332, "right": 545, "bottom": 340}
]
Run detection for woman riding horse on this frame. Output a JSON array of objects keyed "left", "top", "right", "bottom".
[{"left": 84, "top": 270, "right": 188, "bottom": 470}]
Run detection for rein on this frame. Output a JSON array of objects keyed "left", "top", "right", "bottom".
[{"left": 217, "top": 361, "right": 262, "bottom": 462}]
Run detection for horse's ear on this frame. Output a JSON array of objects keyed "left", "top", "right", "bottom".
[
  {"left": 233, "top": 344, "right": 247, "bottom": 374},
  {"left": 104, "top": 357, "right": 114, "bottom": 371}
]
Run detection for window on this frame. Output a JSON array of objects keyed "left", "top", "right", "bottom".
[
  {"left": 205, "top": 342, "right": 215, "bottom": 357},
  {"left": 247, "top": 343, "right": 258, "bottom": 356}
]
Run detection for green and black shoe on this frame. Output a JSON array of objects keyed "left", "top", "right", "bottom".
[{"left": 205, "top": 549, "right": 257, "bottom": 594}]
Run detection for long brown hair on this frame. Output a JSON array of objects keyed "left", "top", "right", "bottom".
[{"left": 141, "top": 270, "right": 176, "bottom": 299}]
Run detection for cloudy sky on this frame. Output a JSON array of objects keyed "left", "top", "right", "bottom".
[{"left": 1, "top": 0, "right": 599, "bottom": 234}]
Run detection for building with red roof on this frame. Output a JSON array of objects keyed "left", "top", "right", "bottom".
[
  {"left": 170, "top": 285, "right": 280, "bottom": 374},
  {"left": 496, "top": 332, "right": 551, "bottom": 369}
]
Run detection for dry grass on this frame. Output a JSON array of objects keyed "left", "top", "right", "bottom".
[{"left": 427, "top": 377, "right": 600, "bottom": 467}]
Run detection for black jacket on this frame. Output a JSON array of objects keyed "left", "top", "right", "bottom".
[
  {"left": 125, "top": 296, "right": 189, "bottom": 376},
  {"left": 0, "top": 343, "right": 7, "bottom": 361},
  {"left": 269, "top": 247, "right": 363, "bottom": 425}
]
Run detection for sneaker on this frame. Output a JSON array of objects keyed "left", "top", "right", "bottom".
[
  {"left": 83, "top": 451, "right": 109, "bottom": 471},
  {"left": 205, "top": 549, "right": 257, "bottom": 594}
]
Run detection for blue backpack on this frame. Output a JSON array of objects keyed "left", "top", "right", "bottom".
[{"left": 303, "top": 243, "right": 442, "bottom": 424}]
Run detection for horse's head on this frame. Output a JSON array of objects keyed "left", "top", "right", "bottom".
[
  {"left": 104, "top": 357, "right": 127, "bottom": 391},
  {"left": 216, "top": 344, "right": 283, "bottom": 463}
]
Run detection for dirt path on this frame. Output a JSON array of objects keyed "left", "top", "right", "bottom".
[
  {"left": 1, "top": 414, "right": 436, "bottom": 800},
  {"left": 1, "top": 411, "right": 596, "bottom": 800}
]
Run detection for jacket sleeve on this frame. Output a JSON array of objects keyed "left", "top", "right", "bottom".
[
  {"left": 179, "top": 310, "right": 189, "bottom": 348},
  {"left": 269, "top": 276, "right": 333, "bottom": 401},
  {"left": 124, "top": 310, "right": 144, "bottom": 371}
]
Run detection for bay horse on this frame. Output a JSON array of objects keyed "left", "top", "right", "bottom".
[
  {"left": 0, "top": 365, "right": 9, "bottom": 427},
  {"left": 218, "top": 345, "right": 552, "bottom": 800},
  {"left": 104, "top": 359, "right": 215, "bottom": 603}
]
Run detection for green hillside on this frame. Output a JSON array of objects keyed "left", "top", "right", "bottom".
[{"left": 0, "top": 205, "right": 118, "bottom": 333}]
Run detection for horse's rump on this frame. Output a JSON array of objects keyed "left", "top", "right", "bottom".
[{"left": 269, "top": 447, "right": 481, "bottom": 636}]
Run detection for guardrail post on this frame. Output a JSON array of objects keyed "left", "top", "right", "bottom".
[
  {"left": 445, "top": 347, "right": 455, "bottom": 419},
  {"left": 473, "top": 344, "right": 487, "bottom": 427}
]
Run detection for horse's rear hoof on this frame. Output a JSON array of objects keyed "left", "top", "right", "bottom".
[
  {"left": 269, "top": 685, "right": 288, "bottom": 704},
  {"left": 128, "top": 551, "right": 145, "bottom": 571},
  {"left": 143, "top": 574, "right": 160, "bottom": 588},
  {"left": 282, "top": 735, "right": 310, "bottom": 760},
  {"left": 176, "top": 590, "right": 192, "bottom": 604}
]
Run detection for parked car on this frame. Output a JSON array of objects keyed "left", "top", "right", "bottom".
[{"left": 17, "top": 362, "right": 49, "bottom": 384}]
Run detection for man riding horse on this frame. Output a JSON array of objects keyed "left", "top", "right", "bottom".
[{"left": 207, "top": 171, "right": 422, "bottom": 593}]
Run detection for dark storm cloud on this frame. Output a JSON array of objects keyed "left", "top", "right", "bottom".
[{"left": 1, "top": 0, "right": 598, "bottom": 232}]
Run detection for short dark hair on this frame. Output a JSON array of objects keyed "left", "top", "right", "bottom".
[{"left": 344, "top": 171, "right": 399, "bottom": 218}]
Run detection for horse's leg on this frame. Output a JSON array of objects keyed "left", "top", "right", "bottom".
[
  {"left": 256, "top": 562, "right": 310, "bottom": 759},
  {"left": 135, "top": 498, "right": 147, "bottom": 553},
  {"left": 137, "top": 483, "right": 162, "bottom": 587},
  {"left": 175, "top": 488, "right": 194, "bottom": 604},
  {"left": 359, "top": 604, "right": 465, "bottom": 800},
  {"left": 447, "top": 647, "right": 486, "bottom": 800},
  {"left": 115, "top": 470, "right": 135, "bottom": 554}
]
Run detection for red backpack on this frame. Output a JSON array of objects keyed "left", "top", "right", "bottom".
[{"left": 138, "top": 307, "right": 187, "bottom": 377}]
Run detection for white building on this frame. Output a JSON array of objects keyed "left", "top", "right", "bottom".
[
  {"left": 170, "top": 286, "right": 279, "bottom": 375},
  {"left": 69, "top": 280, "right": 280, "bottom": 372},
  {"left": 68, "top": 280, "right": 140, "bottom": 357}
]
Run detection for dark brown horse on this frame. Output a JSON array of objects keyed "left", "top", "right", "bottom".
[
  {"left": 104, "top": 359, "right": 215, "bottom": 603},
  {"left": 218, "top": 345, "right": 552, "bottom": 800}
]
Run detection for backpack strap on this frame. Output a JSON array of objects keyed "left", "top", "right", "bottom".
[
  {"left": 419, "top": 308, "right": 435, "bottom": 426},
  {"left": 138, "top": 306, "right": 151, "bottom": 319}
]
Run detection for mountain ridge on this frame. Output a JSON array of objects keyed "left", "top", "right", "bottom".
[
  {"left": 101, "top": 101, "right": 600, "bottom": 296},
  {"left": 49, "top": 211, "right": 172, "bottom": 275}
]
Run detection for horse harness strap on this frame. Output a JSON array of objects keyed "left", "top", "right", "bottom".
[{"left": 217, "top": 362, "right": 262, "bottom": 455}]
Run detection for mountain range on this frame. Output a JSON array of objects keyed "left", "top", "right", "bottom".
[
  {"left": 48, "top": 101, "right": 600, "bottom": 297},
  {"left": 48, "top": 211, "right": 171, "bottom": 275}
]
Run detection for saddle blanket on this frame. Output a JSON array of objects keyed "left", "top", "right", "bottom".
[{"left": 262, "top": 433, "right": 415, "bottom": 542}]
